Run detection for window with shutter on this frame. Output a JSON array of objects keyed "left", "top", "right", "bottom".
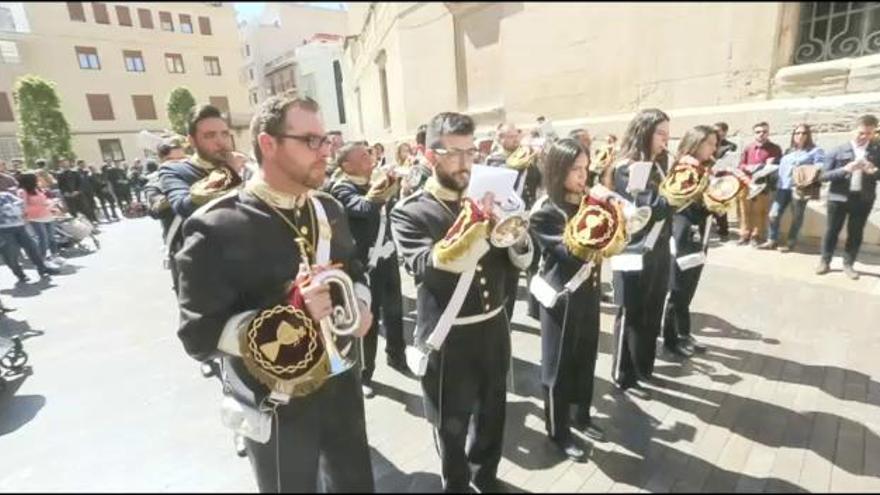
[
  {"left": 159, "top": 11, "right": 173, "bottom": 31},
  {"left": 203, "top": 56, "right": 221, "bottom": 76},
  {"left": 75, "top": 46, "right": 100, "bottom": 70},
  {"left": 0, "top": 92, "right": 13, "bottom": 122},
  {"left": 92, "top": 2, "right": 109, "bottom": 24},
  {"left": 115, "top": 5, "right": 132, "bottom": 26},
  {"left": 67, "top": 2, "right": 86, "bottom": 22},
  {"left": 179, "top": 14, "right": 193, "bottom": 33},
  {"left": 131, "top": 95, "right": 157, "bottom": 120},
  {"left": 198, "top": 16, "right": 212, "bottom": 35},
  {"left": 123, "top": 50, "right": 145, "bottom": 72},
  {"left": 138, "top": 8, "right": 153, "bottom": 29},
  {"left": 86, "top": 94, "right": 114, "bottom": 121}
]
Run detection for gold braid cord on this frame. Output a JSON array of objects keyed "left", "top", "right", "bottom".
[
  {"left": 190, "top": 167, "right": 243, "bottom": 206},
  {"left": 563, "top": 196, "right": 627, "bottom": 263},
  {"left": 434, "top": 198, "right": 490, "bottom": 266},
  {"left": 240, "top": 305, "right": 331, "bottom": 398},
  {"left": 659, "top": 160, "right": 709, "bottom": 210}
]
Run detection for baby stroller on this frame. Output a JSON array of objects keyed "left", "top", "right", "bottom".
[
  {"left": 53, "top": 214, "right": 101, "bottom": 252},
  {"left": 0, "top": 335, "right": 28, "bottom": 392}
]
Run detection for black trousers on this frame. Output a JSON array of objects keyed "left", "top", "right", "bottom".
[
  {"left": 96, "top": 193, "right": 120, "bottom": 220},
  {"left": 113, "top": 186, "right": 131, "bottom": 209},
  {"left": 422, "top": 312, "right": 510, "bottom": 492},
  {"left": 662, "top": 265, "right": 704, "bottom": 347},
  {"left": 243, "top": 369, "right": 374, "bottom": 493},
  {"left": 713, "top": 212, "right": 729, "bottom": 236},
  {"left": 540, "top": 299, "right": 600, "bottom": 441},
  {"left": 361, "top": 254, "right": 405, "bottom": 383},
  {"left": 79, "top": 194, "right": 99, "bottom": 223},
  {"left": 611, "top": 247, "right": 670, "bottom": 386},
  {"left": 821, "top": 196, "right": 872, "bottom": 266},
  {"left": 503, "top": 270, "right": 519, "bottom": 323}
]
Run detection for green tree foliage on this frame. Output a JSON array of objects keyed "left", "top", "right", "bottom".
[
  {"left": 13, "top": 75, "right": 74, "bottom": 168},
  {"left": 167, "top": 87, "right": 197, "bottom": 136}
]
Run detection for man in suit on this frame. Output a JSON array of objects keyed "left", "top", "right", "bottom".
[{"left": 816, "top": 114, "right": 880, "bottom": 280}]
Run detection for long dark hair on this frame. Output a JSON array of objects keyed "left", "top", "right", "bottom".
[
  {"left": 676, "top": 125, "right": 719, "bottom": 166},
  {"left": 619, "top": 108, "right": 670, "bottom": 163},
  {"left": 541, "top": 138, "right": 585, "bottom": 206},
  {"left": 18, "top": 172, "right": 39, "bottom": 195},
  {"left": 787, "top": 123, "right": 815, "bottom": 154}
]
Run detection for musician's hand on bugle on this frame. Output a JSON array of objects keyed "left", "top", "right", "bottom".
[{"left": 296, "top": 264, "right": 333, "bottom": 322}]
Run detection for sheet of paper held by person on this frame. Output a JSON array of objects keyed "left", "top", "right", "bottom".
[
  {"left": 626, "top": 161, "right": 653, "bottom": 193},
  {"left": 467, "top": 164, "right": 519, "bottom": 205}
]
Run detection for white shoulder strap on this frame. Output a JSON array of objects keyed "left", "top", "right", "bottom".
[{"left": 310, "top": 195, "right": 331, "bottom": 265}]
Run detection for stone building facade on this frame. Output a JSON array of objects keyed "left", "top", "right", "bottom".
[{"left": 342, "top": 2, "right": 880, "bottom": 248}]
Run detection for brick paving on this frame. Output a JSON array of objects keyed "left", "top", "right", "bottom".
[{"left": 0, "top": 217, "right": 878, "bottom": 492}]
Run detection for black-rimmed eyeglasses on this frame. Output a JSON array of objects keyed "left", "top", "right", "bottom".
[{"left": 277, "top": 134, "right": 333, "bottom": 150}]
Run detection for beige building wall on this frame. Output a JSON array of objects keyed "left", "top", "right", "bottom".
[
  {"left": 238, "top": 3, "right": 346, "bottom": 110},
  {"left": 344, "top": 2, "right": 880, "bottom": 249},
  {"left": 0, "top": 1, "right": 249, "bottom": 165}
]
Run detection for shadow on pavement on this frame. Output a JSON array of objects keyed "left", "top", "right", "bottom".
[
  {"left": 1, "top": 278, "right": 59, "bottom": 298},
  {"left": 370, "top": 446, "right": 443, "bottom": 493},
  {"left": 691, "top": 312, "right": 781, "bottom": 345},
  {"left": 0, "top": 316, "right": 45, "bottom": 341},
  {"left": 0, "top": 375, "right": 44, "bottom": 438}
]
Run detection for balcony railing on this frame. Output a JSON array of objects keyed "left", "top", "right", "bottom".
[{"left": 794, "top": 2, "right": 880, "bottom": 64}]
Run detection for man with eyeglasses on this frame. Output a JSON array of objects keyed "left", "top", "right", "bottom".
[
  {"left": 390, "top": 112, "right": 533, "bottom": 493},
  {"left": 330, "top": 142, "right": 411, "bottom": 397},
  {"left": 174, "top": 96, "right": 375, "bottom": 492},
  {"left": 158, "top": 104, "right": 242, "bottom": 294},
  {"left": 736, "top": 121, "right": 782, "bottom": 247}
]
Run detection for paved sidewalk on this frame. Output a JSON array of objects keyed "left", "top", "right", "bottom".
[{"left": 0, "top": 217, "right": 878, "bottom": 492}]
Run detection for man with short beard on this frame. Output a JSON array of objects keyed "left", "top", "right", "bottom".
[
  {"left": 158, "top": 104, "right": 241, "bottom": 294},
  {"left": 390, "top": 112, "right": 533, "bottom": 493},
  {"left": 175, "top": 95, "right": 374, "bottom": 492}
]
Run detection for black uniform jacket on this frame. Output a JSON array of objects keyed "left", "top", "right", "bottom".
[
  {"left": 56, "top": 169, "right": 83, "bottom": 197},
  {"left": 158, "top": 159, "right": 210, "bottom": 219},
  {"left": 668, "top": 201, "right": 710, "bottom": 292},
  {"left": 529, "top": 196, "right": 601, "bottom": 386},
  {"left": 821, "top": 141, "right": 880, "bottom": 205},
  {"left": 175, "top": 188, "right": 367, "bottom": 406},
  {"left": 330, "top": 177, "right": 393, "bottom": 267},
  {"left": 611, "top": 158, "right": 672, "bottom": 256},
  {"left": 390, "top": 189, "right": 517, "bottom": 349}
]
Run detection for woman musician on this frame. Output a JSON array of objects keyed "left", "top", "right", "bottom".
[
  {"left": 608, "top": 109, "right": 673, "bottom": 396},
  {"left": 529, "top": 138, "right": 608, "bottom": 462},
  {"left": 660, "top": 125, "right": 720, "bottom": 357}
]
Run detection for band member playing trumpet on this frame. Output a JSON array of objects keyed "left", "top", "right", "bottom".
[
  {"left": 609, "top": 109, "right": 673, "bottom": 397},
  {"left": 330, "top": 142, "right": 410, "bottom": 398},
  {"left": 660, "top": 126, "right": 719, "bottom": 357},
  {"left": 158, "top": 105, "right": 244, "bottom": 293},
  {"left": 175, "top": 96, "right": 375, "bottom": 492},
  {"left": 390, "top": 112, "right": 533, "bottom": 493},
  {"left": 529, "top": 138, "right": 609, "bottom": 462}
]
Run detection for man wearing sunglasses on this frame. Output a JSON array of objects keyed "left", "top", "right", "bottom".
[
  {"left": 390, "top": 112, "right": 533, "bottom": 493},
  {"left": 737, "top": 121, "right": 782, "bottom": 247},
  {"left": 175, "top": 96, "right": 375, "bottom": 492}
]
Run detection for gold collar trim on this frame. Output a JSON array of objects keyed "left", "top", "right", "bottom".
[
  {"left": 245, "top": 175, "right": 308, "bottom": 210},
  {"left": 424, "top": 176, "right": 462, "bottom": 202},
  {"left": 343, "top": 173, "right": 370, "bottom": 187}
]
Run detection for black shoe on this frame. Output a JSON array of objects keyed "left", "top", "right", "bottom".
[
  {"left": 0, "top": 306, "right": 16, "bottom": 314},
  {"left": 387, "top": 354, "right": 413, "bottom": 376},
  {"left": 234, "top": 434, "right": 248, "bottom": 458},
  {"left": 575, "top": 419, "right": 607, "bottom": 443},
  {"left": 551, "top": 436, "right": 587, "bottom": 462},
  {"left": 39, "top": 266, "right": 61, "bottom": 277},
  {"left": 816, "top": 261, "right": 830, "bottom": 275},
  {"left": 664, "top": 343, "right": 692, "bottom": 358},
  {"left": 624, "top": 382, "right": 652, "bottom": 401},
  {"left": 680, "top": 335, "right": 707, "bottom": 353},
  {"left": 15, "top": 276, "right": 30, "bottom": 285}
]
